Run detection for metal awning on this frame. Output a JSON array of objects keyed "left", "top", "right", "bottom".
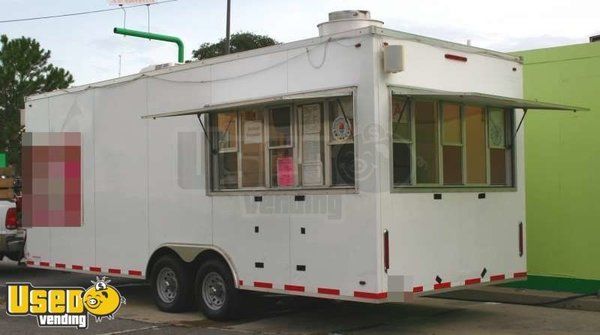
[
  {"left": 143, "top": 86, "right": 355, "bottom": 119},
  {"left": 390, "top": 86, "right": 588, "bottom": 112}
]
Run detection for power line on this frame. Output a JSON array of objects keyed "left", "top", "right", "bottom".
[{"left": 0, "top": 0, "right": 177, "bottom": 24}]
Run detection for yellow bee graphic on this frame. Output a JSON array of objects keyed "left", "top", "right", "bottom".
[{"left": 83, "top": 277, "right": 125, "bottom": 321}]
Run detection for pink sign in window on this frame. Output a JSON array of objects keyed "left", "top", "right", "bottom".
[
  {"left": 22, "top": 132, "right": 81, "bottom": 227},
  {"left": 277, "top": 156, "right": 294, "bottom": 187}
]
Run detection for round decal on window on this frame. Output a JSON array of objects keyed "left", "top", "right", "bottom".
[{"left": 331, "top": 115, "right": 352, "bottom": 142}]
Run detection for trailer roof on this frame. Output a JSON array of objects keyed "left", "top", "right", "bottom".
[
  {"left": 391, "top": 86, "right": 588, "bottom": 111},
  {"left": 27, "top": 26, "right": 521, "bottom": 101}
]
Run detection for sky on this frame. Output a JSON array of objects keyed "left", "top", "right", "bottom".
[{"left": 1, "top": 0, "right": 599, "bottom": 85}]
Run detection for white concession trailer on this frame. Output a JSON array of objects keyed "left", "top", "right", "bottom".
[{"left": 21, "top": 10, "right": 583, "bottom": 319}]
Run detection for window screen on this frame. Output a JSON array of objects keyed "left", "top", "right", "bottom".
[
  {"left": 391, "top": 94, "right": 514, "bottom": 190},
  {"left": 329, "top": 98, "right": 355, "bottom": 186},
  {"left": 415, "top": 101, "right": 438, "bottom": 184},
  {"left": 210, "top": 94, "right": 356, "bottom": 191},
  {"left": 489, "top": 108, "right": 512, "bottom": 185},
  {"left": 241, "top": 110, "right": 265, "bottom": 187},
  {"left": 465, "top": 106, "right": 487, "bottom": 184},
  {"left": 442, "top": 103, "right": 462, "bottom": 185},
  {"left": 300, "top": 103, "right": 324, "bottom": 187},
  {"left": 392, "top": 97, "right": 412, "bottom": 185}
]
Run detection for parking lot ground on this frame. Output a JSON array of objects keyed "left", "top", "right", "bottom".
[{"left": 1, "top": 260, "right": 600, "bottom": 335}]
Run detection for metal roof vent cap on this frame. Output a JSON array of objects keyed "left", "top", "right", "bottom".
[
  {"left": 139, "top": 63, "right": 176, "bottom": 73},
  {"left": 318, "top": 10, "right": 383, "bottom": 36}
]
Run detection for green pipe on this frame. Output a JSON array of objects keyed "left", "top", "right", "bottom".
[{"left": 113, "top": 27, "right": 184, "bottom": 63}]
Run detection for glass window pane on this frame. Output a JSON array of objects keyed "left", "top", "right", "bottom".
[
  {"left": 489, "top": 108, "right": 506, "bottom": 148},
  {"left": 392, "top": 97, "right": 411, "bottom": 142},
  {"left": 331, "top": 144, "right": 355, "bottom": 186},
  {"left": 490, "top": 148, "right": 507, "bottom": 185},
  {"left": 465, "top": 106, "right": 487, "bottom": 184},
  {"left": 300, "top": 104, "right": 324, "bottom": 186},
  {"left": 442, "top": 103, "right": 461, "bottom": 144},
  {"left": 329, "top": 97, "right": 354, "bottom": 142},
  {"left": 415, "top": 101, "right": 439, "bottom": 184},
  {"left": 269, "top": 107, "right": 291, "bottom": 147},
  {"left": 241, "top": 110, "right": 265, "bottom": 187},
  {"left": 216, "top": 112, "right": 237, "bottom": 151},
  {"left": 443, "top": 146, "right": 462, "bottom": 185},
  {"left": 270, "top": 148, "right": 295, "bottom": 187},
  {"left": 393, "top": 143, "right": 411, "bottom": 185},
  {"left": 217, "top": 152, "right": 238, "bottom": 189}
]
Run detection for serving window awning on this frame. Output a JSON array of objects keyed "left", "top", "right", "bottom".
[
  {"left": 390, "top": 86, "right": 588, "bottom": 112},
  {"left": 142, "top": 86, "right": 355, "bottom": 120}
]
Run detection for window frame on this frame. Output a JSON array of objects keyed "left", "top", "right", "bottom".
[
  {"left": 266, "top": 104, "right": 297, "bottom": 189},
  {"left": 390, "top": 92, "right": 517, "bottom": 193},
  {"left": 326, "top": 98, "right": 356, "bottom": 187},
  {"left": 440, "top": 101, "right": 464, "bottom": 185},
  {"left": 488, "top": 107, "right": 515, "bottom": 186},
  {"left": 391, "top": 96, "right": 414, "bottom": 185},
  {"left": 239, "top": 108, "right": 267, "bottom": 189},
  {"left": 206, "top": 93, "right": 359, "bottom": 195},
  {"left": 412, "top": 98, "right": 440, "bottom": 187},
  {"left": 213, "top": 111, "right": 241, "bottom": 190},
  {"left": 463, "top": 103, "right": 490, "bottom": 187}
]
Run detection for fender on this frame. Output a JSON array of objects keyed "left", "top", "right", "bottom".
[{"left": 149, "top": 243, "right": 240, "bottom": 285}]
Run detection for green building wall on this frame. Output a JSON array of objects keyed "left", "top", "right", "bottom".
[{"left": 517, "top": 42, "right": 600, "bottom": 284}]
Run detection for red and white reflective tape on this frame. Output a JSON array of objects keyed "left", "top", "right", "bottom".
[
  {"left": 253, "top": 281, "right": 273, "bottom": 289},
  {"left": 434, "top": 282, "right": 451, "bottom": 290},
  {"left": 490, "top": 274, "right": 506, "bottom": 282},
  {"left": 284, "top": 284, "right": 305, "bottom": 292},
  {"left": 413, "top": 271, "right": 527, "bottom": 293},
  {"left": 354, "top": 291, "right": 388, "bottom": 299},
  {"left": 237, "top": 280, "right": 386, "bottom": 300},
  {"left": 25, "top": 260, "right": 143, "bottom": 277},
  {"left": 318, "top": 287, "right": 340, "bottom": 295},
  {"left": 465, "top": 278, "right": 481, "bottom": 285},
  {"left": 513, "top": 271, "right": 527, "bottom": 278}
]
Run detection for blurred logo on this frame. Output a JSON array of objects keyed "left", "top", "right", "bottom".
[
  {"left": 331, "top": 115, "right": 352, "bottom": 141},
  {"left": 6, "top": 276, "right": 125, "bottom": 329}
]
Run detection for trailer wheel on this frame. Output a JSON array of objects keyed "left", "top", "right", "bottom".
[
  {"left": 150, "top": 255, "right": 193, "bottom": 312},
  {"left": 195, "top": 259, "right": 239, "bottom": 320}
]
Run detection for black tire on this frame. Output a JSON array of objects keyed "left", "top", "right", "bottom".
[
  {"left": 150, "top": 255, "right": 194, "bottom": 312},
  {"left": 6, "top": 252, "right": 22, "bottom": 262},
  {"left": 195, "top": 259, "right": 240, "bottom": 320}
]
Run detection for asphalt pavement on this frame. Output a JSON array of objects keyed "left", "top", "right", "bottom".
[{"left": 1, "top": 260, "right": 600, "bottom": 335}]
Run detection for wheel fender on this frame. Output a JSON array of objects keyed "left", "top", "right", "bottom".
[{"left": 149, "top": 244, "right": 239, "bottom": 286}]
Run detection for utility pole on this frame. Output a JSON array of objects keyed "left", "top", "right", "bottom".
[{"left": 225, "top": 0, "right": 231, "bottom": 54}]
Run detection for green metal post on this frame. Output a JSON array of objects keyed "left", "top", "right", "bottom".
[{"left": 113, "top": 27, "right": 184, "bottom": 63}]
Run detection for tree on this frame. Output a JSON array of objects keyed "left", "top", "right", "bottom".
[
  {"left": 0, "top": 35, "right": 73, "bottom": 172},
  {"left": 193, "top": 32, "right": 279, "bottom": 60}
]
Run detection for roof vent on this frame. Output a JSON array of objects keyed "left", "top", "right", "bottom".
[
  {"left": 590, "top": 34, "right": 600, "bottom": 43},
  {"left": 139, "top": 63, "right": 176, "bottom": 73},
  {"left": 317, "top": 10, "right": 383, "bottom": 37}
]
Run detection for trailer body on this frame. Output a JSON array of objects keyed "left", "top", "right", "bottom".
[{"left": 21, "top": 13, "right": 546, "bottom": 305}]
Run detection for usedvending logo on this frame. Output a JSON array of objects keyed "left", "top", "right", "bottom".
[{"left": 6, "top": 277, "right": 125, "bottom": 329}]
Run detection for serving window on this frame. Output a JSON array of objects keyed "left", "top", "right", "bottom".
[
  {"left": 392, "top": 95, "right": 514, "bottom": 189},
  {"left": 209, "top": 95, "right": 355, "bottom": 192}
]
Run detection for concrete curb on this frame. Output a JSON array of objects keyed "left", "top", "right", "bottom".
[{"left": 429, "top": 285, "right": 600, "bottom": 312}]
